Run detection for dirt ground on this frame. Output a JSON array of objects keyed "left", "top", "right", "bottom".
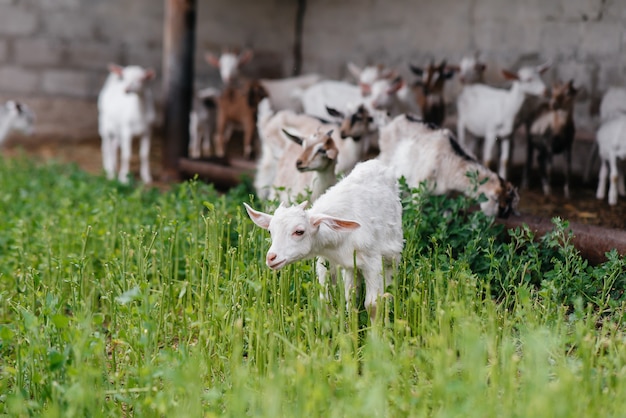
[{"left": 4, "top": 137, "right": 626, "bottom": 230}]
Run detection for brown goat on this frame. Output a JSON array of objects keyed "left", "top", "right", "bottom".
[
  {"left": 214, "top": 79, "right": 267, "bottom": 159},
  {"left": 525, "top": 80, "right": 578, "bottom": 197},
  {"left": 410, "top": 60, "right": 455, "bottom": 127}
]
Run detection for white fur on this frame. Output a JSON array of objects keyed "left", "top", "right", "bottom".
[
  {"left": 600, "top": 87, "right": 626, "bottom": 123},
  {"left": 456, "top": 64, "right": 549, "bottom": 179},
  {"left": 189, "top": 86, "right": 220, "bottom": 158},
  {"left": 244, "top": 159, "right": 403, "bottom": 321},
  {"left": 260, "top": 74, "right": 323, "bottom": 112},
  {"left": 97, "top": 64, "right": 155, "bottom": 184},
  {"left": 0, "top": 100, "right": 35, "bottom": 145},
  {"left": 596, "top": 115, "right": 626, "bottom": 205}
]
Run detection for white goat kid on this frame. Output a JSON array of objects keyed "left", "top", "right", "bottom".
[
  {"left": 205, "top": 49, "right": 253, "bottom": 86},
  {"left": 244, "top": 159, "right": 403, "bottom": 321},
  {"left": 596, "top": 115, "right": 626, "bottom": 206},
  {"left": 0, "top": 100, "right": 35, "bottom": 145},
  {"left": 456, "top": 63, "right": 549, "bottom": 179},
  {"left": 98, "top": 64, "right": 156, "bottom": 184}
]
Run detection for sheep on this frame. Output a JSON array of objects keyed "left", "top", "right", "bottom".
[
  {"left": 525, "top": 80, "right": 578, "bottom": 198},
  {"left": 213, "top": 79, "right": 267, "bottom": 159},
  {"left": 254, "top": 98, "right": 368, "bottom": 199},
  {"left": 270, "top": 129, "right": 340, "bottom": 203},
  {"left": 0, "top": 100, "right": 35, "bottom": 145},
  {"left": 97, "top": 64, "right": 155, "bottom": 184},
  {"left": 595, "top": 115, "right": 626, "bottom": 206},
  {"left": 456, "top": 63, "right": 549, "bottom": 179},
  {"left": 188, "top": 87, "right": 219, "bottom": 158},
  {"left": 382, "top": 116, "right": 519, "bottom": 218},
  {"left": 244, "top": 158, "right": 404, "bottom": 321},
  {"left": 409, "top": 60, "right": 456, "bottom": 126}
]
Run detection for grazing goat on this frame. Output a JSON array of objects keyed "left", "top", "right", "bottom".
[
  {"left": 0, "top": 100, "right": 35, "bottom": 145},
  {"left": 382, "top": 116, "right": 518, "bottom": 217},
  {"left": 596, "top": 115, "right": 626, "bottom": 206},
  {"left": 255, "top": 98, "right": 367, "bottom": 199},
  {"left": 525, "top": 80, "right": 578, "bottom": 198},
  {"left": 456, "top": 63, "right": 549, "bottom": 179},
  {"left": 244, "top": 159, "right": 404, "bottom": 321},
  {"left": 409, "top": 60, "right": 456, "bottom": 126},
  {"left": 97, "top": 64, "right": 155, "bottom": 184},
  {"left": 270, "top": 129, "right": 339, "bottom": 203}
]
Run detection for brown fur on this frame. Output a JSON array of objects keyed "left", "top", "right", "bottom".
[{"left": 410, "top": 60, "right": 454, "bottom": 126}]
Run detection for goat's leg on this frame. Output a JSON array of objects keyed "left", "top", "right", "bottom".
[
  {"left": 242, "top": 116, "right": 255, "bottom": 159},
  {"left": 498, "top": 136, "right": 510, "bottom": 179},
  {"left": 101, "top": 133, "right": 117, "bottom": 180},
  {"left": 139, "top": 133, "right": 152, "bottom": 184},
  {"left": 456, "top": 118, "right": 466, "bottom": 146},
  {"left": 482, "top": 132, "right": 496, "bottom": 173},
  {"left": 362, "top": 263, "right": 384, "bottom": 323},
  {"left": 608, "top": 155, "right": 619, "bottom": 205},
  {"left": 316, "top": 257, "right": 330, "bottom": 300},
  {"left": 188, "top": 111, "right": 200, "bottom": 159},
  {"left": 118, "top": 131, "right": 132, "bottom": 184},
  {"left": 563, "top": 147, "right": 571, "bottom": 199},
  {"left": 214, "top": 113, "right": 228, "bottom": 158},
  {"left": 596, "top": 159, "right": 609, "bottom": 200},
  {"left": 342, "top": 267, "right": 356, "bottom": 312}
]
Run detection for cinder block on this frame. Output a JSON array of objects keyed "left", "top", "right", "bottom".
[
  {"left": 0, "top": 40, "right": 7, "bottom": 62},
  {"left": 14, "top": 38, "right": 65, "bottom": 66},
  {"left": 0, "top": 6, "right": 38, "bottom": 36},
  {"left": 39, "top": 0, "right": 81, "bottom": 9},
  {"left": 44, "top": 11, "right": 94, "bottom": 39},
  {"left": 69, "top": 41, "right": 122, "bottom": 70},
  {"left": 42, "top": 69, "right": 90, "bottom": 98},
  {"left": 0, "top": 66, "right": 40, "bottom": 93},
  {"left": 579, "top": 23, "right": 623, "bottom": 57}
]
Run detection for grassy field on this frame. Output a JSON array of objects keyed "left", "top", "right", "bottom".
[{"left": 1, "top": 155, "right": 626, "bottom": 417}]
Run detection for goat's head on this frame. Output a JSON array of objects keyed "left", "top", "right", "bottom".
[
  {"left": 368, "top": 75, "right": 403, "bottom": 110},
  {"left": 109, "top": 64, "right": 155, "bottom": 94},
  {"left": 282, "top": 128, "right": 339, "bottom": 172},
  {"left": 244, "top": 201, "right": 360, "bottom": 270},
  {"left": 549, "top": 79, "right": 578, "bottom": 111},
  {"left": 347, "top": 63, "right": 395, "bottom": 96},
  {"left": 206, "top": 48, "right": 253, "bottom": 85},
  {"left": 476, "top": 175, "right": 519, "bottom": 218},
  {"left": 4, "top": 100, "right": 35, "bottom": 135},
  {"left": 326, "top": 104, "right": 374, "bottom": 140},
  {"left": 502, "top": 63, "right": 550, "bottom": 97},
  {"left": 453, "top": 53, "right": 487, "bottom": 84},
  {"left": 410, "top": 60, "right": 455, "bottom": 95}
]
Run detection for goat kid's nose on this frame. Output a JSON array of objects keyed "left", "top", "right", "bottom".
[
  {"left": 267, "top": 252, "right": 277, "bottom": 263},
  {"left": 296, "top": 160, "right": 303, "bottom": 168}
]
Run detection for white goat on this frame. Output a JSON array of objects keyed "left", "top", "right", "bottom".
[
  {"left": 0, "top": 100, "right": 35, "bottom": 145},
  {"left": 97, "top": 64, "right": 155, "bottom": 184},
  {"left": 254, "top": 98, "right": 367, "bottom": 199},
  {"left": 189, "top": 86, "right": 220, "bottom": 158},
  {"left": 596, "top": 115, "right": 626, "bottom": 205},
  {"left": 452, "top": 54, "right": 487, "bottom": 85},
  {"left": 244, "top": 159, "right": 404, "bottom": 321},
  {"left": 270, "top": 129, "right": 339, "bottom": 203},
  {"left": 456, "top": 63, "right": 549, "bottom": 179},
  {"left": 260, "top": 74, "right": 323, "bottom": 112},
  {"left": 600, "top": 87, "right": 626, "bottom": 123},
  {"left": 381, "top": 116, "right": 518, "bottom": 217}
]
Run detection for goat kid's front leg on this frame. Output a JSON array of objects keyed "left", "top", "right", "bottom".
[
  {"left": 214, "top": 113, "right": 228, "bottom": 158},
  {"left": 242, "top": 115, "right": 255, "bottom": 160},
  {"left": 118, "top": 130, "right": 132, "bottom": 184},
  {"left": 498, "top": 136, "right": 511, "bottom": 180},
  {"left": 139, "top": 133, "right": 152, "bottom": 184},
  {"left": 363, "top": 263, "right": 385, "bottom": 323},
  {"left": 563, "top": 147, "right": 572, "bottom": 199},
  {"left": 608, "top": 155, "right": 620, "bottom": 205},
  {"left": 341, "top": 267, "right": 356, "bottom": 313},
  {"left": 101, "top": 133, "right": 118, "bottom": 181},
  {"left": 596, "top": 160, "right": 609, "bottom": 201}
]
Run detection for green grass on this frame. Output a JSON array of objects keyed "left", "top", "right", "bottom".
[{"left": 1, "top": 156, "right": 626, "bottom": 417}]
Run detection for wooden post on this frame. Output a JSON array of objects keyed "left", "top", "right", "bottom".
[{"left": 162, "top": 0, "right": 196, "bottom": 181}]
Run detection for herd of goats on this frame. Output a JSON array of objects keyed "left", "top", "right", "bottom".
[{"left": 1, "top": 50, "right": 625, "bottom": 211}]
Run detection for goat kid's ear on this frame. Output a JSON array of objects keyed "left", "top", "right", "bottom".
[
  {"left": 143, "top": 69, "right": 156, "bottom": 81},
  {"left": 347, "top": 62, "right": 362, "bottom": 79},
  {"left": 243, "top": 203, "right": 272, "bottom": 230},
  {"left": 501, "top": 69, "right": 519, "bottom": 81},
  {"left": 537, "top": 62, "right": 551, "bottom": 74},
  {"left": 326, "top": 106, "right": 344, "bottom": 118},
  {"left": 238, "top": 49, "right": 254, "bottom": 66},
  {"left": 108, "top": 63, "right": 124, "bottom": 77},
  {"left": 310, "top": 215, "right": 361, "bottom": 231},
  {"left": 409, "top": 64, "right": 424, "bottom": 77},
  {"left": 388, "top": 76, "right": 404, "bottom": 94},
  {"left": 205, "top": 53, "right": 221, "bottom": 68},
  {"left": 281, "top": 128, "right": 304, "bottom": 145}
]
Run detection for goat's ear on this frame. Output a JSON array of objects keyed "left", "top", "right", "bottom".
[
  {"left": 325, "top": 129, "right": 334, "bottom": 138},
  {"left": 347, "top": 62, "right": 362, "bottom": 79},
  {"left": 388, "top": 76, "right": 404, "bottom": 94},
  {"left": 326, "top": 106, "right": 344, "bottom": 118},
  {"left": 108, "top": 63, "right": 124, "bottom": 77},
  {"left": 310, "top": 215, "right": 361, "bottom": 231},
  {"left": 243, "top": 203, "right": 272, "bottom": 230},
  {"left": 537, "top": 62, "right": 550, "bottom": 74},
  {"left": 501, "top": 69, "right": 519, "bottom": 81},
  {"left": 143, "top": 69, "right": 156, "bottom": 81},
  {"left": 324, "top": 139, "right": 339, "bottom": 160},
  {"left": 409, "top": 64, "right": 424, "bottom": 77},
  {"left": 477, "top": 63, "right": 487, "bottom": 72},
  {"left": 281, "top": 128, "right": 303, "bottom": 145},
  {"left": 238, "top": 49, "right": 254, "bottom": 66},
  {"left": 205, "top": 53, "right": 221, "bottom": 68}
]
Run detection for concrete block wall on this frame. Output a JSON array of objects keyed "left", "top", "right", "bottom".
[{"left": 0, "top": 0, "right": 624, "bottom": 144}]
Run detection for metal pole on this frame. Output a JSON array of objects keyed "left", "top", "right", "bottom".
[{"left": 162, "top": 0, "right": 196, "bottom": 181}]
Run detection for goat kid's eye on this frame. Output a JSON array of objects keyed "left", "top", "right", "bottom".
[{"left": 293, "top": 230, "right": 305, "bottom": 236}]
